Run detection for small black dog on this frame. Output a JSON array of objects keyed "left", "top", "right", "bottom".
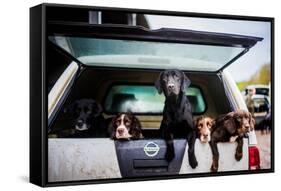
[
  {"left": 155, "top": 69, "right": 198, "bottom": 168},
  {"left": 64, "top": 99, "right": 107, "bottom": 138}
]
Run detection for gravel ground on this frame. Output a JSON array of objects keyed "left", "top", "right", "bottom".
[{"left": 255, "top": 130, "right": 271, "bottom": 169}]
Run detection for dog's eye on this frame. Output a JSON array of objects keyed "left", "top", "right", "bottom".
[
  {"left": 116, "top": 121, "right": 120, "bottom": 126},
  {"left": 236, "top": 118, "right": 242, "bottom": 122},
  {"left": 125, "top": 121, "right": 130, "bottom": 126},
  {"left": 76, "top": 108, "right": 81, "bottom": 113},
  {"left": 174, "top": 75, "right": 180, "bottom": 81}
]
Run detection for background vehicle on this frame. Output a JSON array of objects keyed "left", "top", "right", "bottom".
[
  {"left": 242, "top": 85, "right": 270, "bottom": 129},
  {"left": 243, "top": 84, "right": 270, "bottom": 99},
  {"left": 47, "top": 14, "right": 262, "bottom": 181},
  {"left": 252, "top": 94, "right": 270, "bottom": 113}
]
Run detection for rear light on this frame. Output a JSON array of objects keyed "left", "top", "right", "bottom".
[{"left": 249, "top": 146, "right": 261, "bottom": 170}]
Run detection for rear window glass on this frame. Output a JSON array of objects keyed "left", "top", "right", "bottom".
[
  {"left": 104, "top": 85, "right": 206, "bottom": 114},
  {"left": 49, "top": 36, "right": 245, "bottom": 72}
]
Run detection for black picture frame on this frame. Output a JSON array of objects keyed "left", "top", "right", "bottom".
[{"left": 30, "top": 3, "right": 274, "bottom": 187}]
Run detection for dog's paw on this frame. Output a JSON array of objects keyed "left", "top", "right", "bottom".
[
  {"left": 210, "top": 164, "right": 218, "bottom": 172},
  {"left": 165, "top": 151, "right": 175, "bottom": 162},
  {"left": 235, "top": 151, "right": 243, "bottom": 161},
  {"left": 189, "top": 155, "right": 198, "bottom": 169},
  {"left": 189, "top": 159, "right": 198, "bottom": 169},
  {"left": 210, "top": 160, "right": 218, "bottom": 172}
]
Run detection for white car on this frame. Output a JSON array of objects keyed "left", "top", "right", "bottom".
[
  {"left": 243, "top": 84, "right": 270, "bottom": 102},
  {"left": 47, "top": 24, "right": 262, "bottom": 182}
]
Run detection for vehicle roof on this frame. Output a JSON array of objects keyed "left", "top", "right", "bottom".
[
  {"left": 48, "top": 22, "right": 263, "bottom": 48},
  {"left": 48, "top": 23, "right": 263, "bottom": 73},
  {"left": 246, "top": 84, "right": 269, "bottom": 89}
]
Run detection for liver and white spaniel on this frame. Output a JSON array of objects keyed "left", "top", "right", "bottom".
[
  {"left": 109, "top": 113, "right": 143, "bottom": 140},
  {"left": 195, "top": 116, "right": 214, "bottom": 143}
]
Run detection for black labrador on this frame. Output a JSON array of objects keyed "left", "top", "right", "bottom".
[
  {"left": 64, "top": 99, "right": 107, "bottom": 138},
  {"left": 155, "top": 69, "right": 198, "bottom": 168}
]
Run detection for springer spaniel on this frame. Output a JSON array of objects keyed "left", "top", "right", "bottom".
[{"left": 109, "top": 113, "right": 143, "bottom": 140}]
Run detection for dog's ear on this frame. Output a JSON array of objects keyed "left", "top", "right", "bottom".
[
  {"left": 248, "top": 112, "right": 255, "bottom": 131},
  {"left": 64, "top": 101, "right": 77, "bottom": 115},
  {"left": 194, "top": 117, "right": 201, "bottom": 137},
  {"left": 92, "top": 101, "right": 103, "bottom": 116},
  {"left": 181, "top": 71, "right": 191, "bottom": 92},
  {"left": 194, "top": 116, "right": 203, "bottom": 129},
  {"left": 211, "top": 118, "right": 216, "bottom": 128},
  {"left": 155, "top": 71, "right": 163, "bottom": 94},
  {"left": 97, "top": 102, "right": 103, "bottom": 112},
  {"left": 130, "top": 116, "right": 143, "bottom": 139},
  {"left": 224, "top": 118, "right": 236, "bottom": 134},
  {"left": 108, "top": 116, "right": 117, "bottom": 139}
]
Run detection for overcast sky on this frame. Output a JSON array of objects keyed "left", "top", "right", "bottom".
[{"left": 145, "top": 14, "right": 271, "bottom": 82}]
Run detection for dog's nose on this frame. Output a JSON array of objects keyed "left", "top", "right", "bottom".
[
  {"left": 203, "top": 134, "right": 208, "bottom": 138},
  {"left": 168, "top": 83, "right": 175, "bottom": 90},
  {"left": 77, "top": 120, "right": 84, "bottom": 127},
  {"left": 244, "top": 124, "right": 250, "bottom": 130},
  {"left": 117, "top": 128, "right": 124, "bottom": 134}
]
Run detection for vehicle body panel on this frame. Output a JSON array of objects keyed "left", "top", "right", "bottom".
[
  {"left": 180, "top": 139, "right": 248, "bottom": 174},
  {"left": 48, "top": 138, "right": 121, "bottom": 182},
  {"left": 48, "top": 138, "right": 248, "bottom": 181}
]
